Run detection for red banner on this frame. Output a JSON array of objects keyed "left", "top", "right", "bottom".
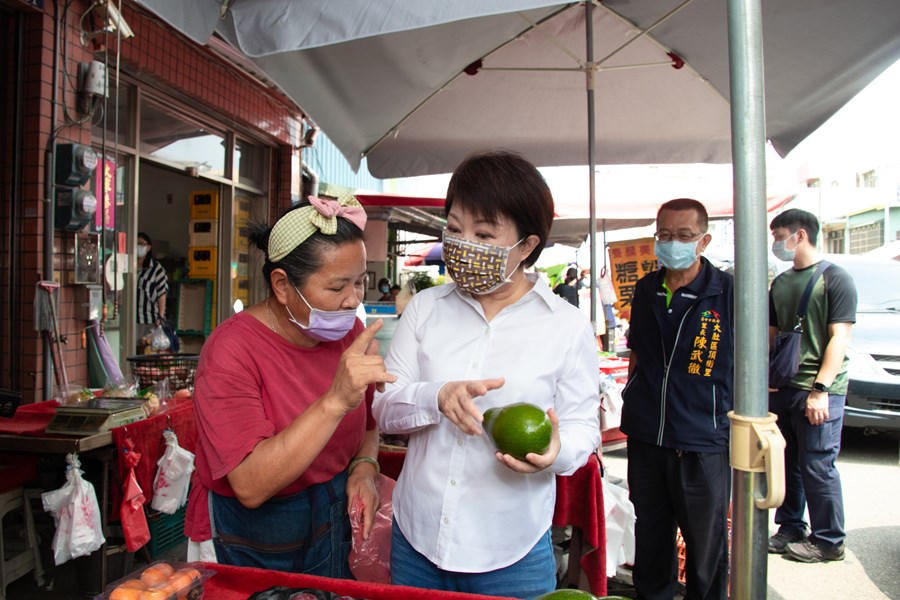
[{"left": 95, "top": 157, "right": 116, "bottom": 230}]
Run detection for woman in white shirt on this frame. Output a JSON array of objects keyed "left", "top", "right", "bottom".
[{"left": 373, "top": 151, "right": 601, "bottom": 599}]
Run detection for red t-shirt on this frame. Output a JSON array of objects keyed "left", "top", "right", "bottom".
[{"left": 192, "top": 311, "right": 375, "bottom": 499}]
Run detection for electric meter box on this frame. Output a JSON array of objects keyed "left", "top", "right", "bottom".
[
  {"left": 55, "top": 188, "right": 97, "bottom": 231},
  {"left": 189, "top": 191, "right": 219, "bottom": 219},
  {"left": 77, "top": 285, "right": 103, "bottom": 321},
  {"left": 56, "top": 143, "right": 98, "bottom": 186},
  {"left": 189, "top": 219, "right": 218, "bottom": 246}
]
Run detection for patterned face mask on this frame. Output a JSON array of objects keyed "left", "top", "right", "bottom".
[{"left": 442, "top": 232, "right": 524, "bottom": 295}]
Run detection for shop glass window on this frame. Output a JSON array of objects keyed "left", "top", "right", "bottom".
[
  {"left": 140, "top": 101, "right": 226, "bottom": 178},
  {"left": 235, "top": 140, "right": 265, "bottom": 188},
  {"left": 92, "top": 83, "right": 135, "bottom": 148}
]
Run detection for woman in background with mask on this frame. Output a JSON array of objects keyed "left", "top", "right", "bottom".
[
  {"left": 373, "top": 151, "right": 600, "bottom": 599},
  {"left": 187, "top": 197, "right": 396, "bottom": 575},
  {"left": 136, "top": 231, "right": 169, "bottom": 350}
]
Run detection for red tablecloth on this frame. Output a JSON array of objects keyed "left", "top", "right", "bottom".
[
  {"left": 109, "top": 398, "right": 197, "bottom": 505},
  {"left": 0, "top": 400, "right": 58, "bottom": 435},
  {"left": 552, "top": 453, "right": 606, "bottom": 596},
  {"left": 201, "top": 562, "right": 516, "bottom": 600},
  {"left": 377, "top": 450, "right": 607, "bottom": 597}
]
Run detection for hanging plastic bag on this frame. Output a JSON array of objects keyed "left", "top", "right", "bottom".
[
  {"left": 41, "top": 453, "right": 106, "bottom": 565},
  {"left": 151, "top": 429, "right": 195, "bottom": 514},
  {"left": 598, "top": 266, "right": 618, "bottom": 306},
  {"left": 150, "top": 324, "right": 171, "bottom": 352},
  {"left": 602, "top": 473, "right": 635, "bottom": 578},
  {"left": 160, "top": 319, "right": 180, "bottom": 353},
  {"left": 599, "top": 374, "right": 624, "bottom": 432},
  {"left": 348, "top": 474, "right": 395, "bottom": 583},
  {"left": 120, "top": 438, "right": 151, "bottom": 552}
]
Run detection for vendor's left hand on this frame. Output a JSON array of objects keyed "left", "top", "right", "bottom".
[
  {"left": 346, "top": 467, "right": 379, "bottom": 540},
  {"left": 496, "top": 408, "right": 561, "bottom": 474}
]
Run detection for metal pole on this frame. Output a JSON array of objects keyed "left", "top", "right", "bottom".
[
  {"left": 585, "top": 1, "right": 598, "bottom": 334},
  {"left": 726, "top": 1, "right": 771, "bottom": 598}
]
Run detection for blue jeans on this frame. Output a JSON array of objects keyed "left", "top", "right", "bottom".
[
  {"left": 770, "top": 387, "right": 845, "bottom": 547},
  {"left": 390, "top": 520, "right": 556, "bottom": 599},
  {"left": 210, "top": 470, "right": 351, "bottom": 577}
]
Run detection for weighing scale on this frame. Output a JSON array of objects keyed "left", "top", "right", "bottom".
[{"left": 45, "top": 398, "right": 147, "bottom": 436}]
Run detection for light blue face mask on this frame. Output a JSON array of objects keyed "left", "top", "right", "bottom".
[
  {"left": 654, "top": 239, "right": 700, "bottom": 271},
  {"left": 771, "top": 233, "right": 797, "bottom": 262}
]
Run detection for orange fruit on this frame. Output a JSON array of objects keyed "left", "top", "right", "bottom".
[
  {"left": 140, "top": 563, "right": 175, "bottom": 586},
  {"left": 172, "top": 567, "right": 201, "bottom": 582},
  {"left": 483, "top": 402, "right": 552, "bottom": 460},
  {"left": 164, "top": 573, "right": 195, "bottom": 597},
  {"left": 110, "top": 580, "right": 146, "bottom": 600}
]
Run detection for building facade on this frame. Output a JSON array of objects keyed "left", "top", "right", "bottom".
[{"left": 0, "top": 1, "right": 360, "bottom": 402}]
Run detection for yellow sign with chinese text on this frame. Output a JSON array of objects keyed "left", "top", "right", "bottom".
[{"left": 607, "top": 237, "right": 658, "bottom": 322}]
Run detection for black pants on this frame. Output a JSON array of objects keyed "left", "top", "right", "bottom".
[{"left": 627, "top": 439, "right": 731, "bottom": 600}]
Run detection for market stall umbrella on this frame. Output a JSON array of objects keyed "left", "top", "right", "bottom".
[
  {"left": 404, "top": 241, "right": 444, "bottom": 267},
  {"left": 133, "top": 0, "right": 900, "bottom": 174}
]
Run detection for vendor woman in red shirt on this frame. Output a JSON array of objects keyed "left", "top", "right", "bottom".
[{"left": 189, "top": 196, "right": 396, "bottom": 576}]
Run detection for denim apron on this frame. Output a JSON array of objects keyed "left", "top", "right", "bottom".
[{"left": 209, "top": 470, "right": 351, "bottom": 577}]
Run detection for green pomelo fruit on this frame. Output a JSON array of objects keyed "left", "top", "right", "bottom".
[
  {"left": 533, "top": 589, "right": 600, "bottom": 600},
  {"left": 483, "top": 402, "right": 552, "bottom": 460}
]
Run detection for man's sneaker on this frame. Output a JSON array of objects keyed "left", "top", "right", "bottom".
[
  {"left": 784, "top": 538, "right": 845, "bottom": 563},
  {"left": 768, "top": 530, "right": 806, "bottom": 554}
]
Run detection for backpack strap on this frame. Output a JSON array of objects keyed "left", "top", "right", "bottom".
[{"left": 794, "top": 260, "right": 831, "bottom": 330}]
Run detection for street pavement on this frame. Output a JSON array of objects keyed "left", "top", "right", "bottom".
[{"left": 602, "top": 426, "right": 900, "bottom": 600}]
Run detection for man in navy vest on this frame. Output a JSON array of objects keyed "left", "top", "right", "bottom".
[{"left": 622, "top": 198, "right": 734, "bottom": 600}]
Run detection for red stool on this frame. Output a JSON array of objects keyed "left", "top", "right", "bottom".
[{"left": 0, "top": 456, "right": 44, "bottom": 598}]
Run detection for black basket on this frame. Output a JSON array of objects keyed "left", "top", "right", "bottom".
[
  {"left": 127, "top": 353, "right": 200, "bottom": 391},
  {"left": 0, "top": 388, "right": 22, "bottom": 418}
]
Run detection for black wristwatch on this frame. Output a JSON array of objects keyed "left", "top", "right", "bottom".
[{"left": 812, "top": 381, "right": 830, "bottom": 393}]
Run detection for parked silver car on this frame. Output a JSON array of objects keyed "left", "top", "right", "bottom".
[{"left": 820, "top": 253, "right": 900, "bottom": 432}]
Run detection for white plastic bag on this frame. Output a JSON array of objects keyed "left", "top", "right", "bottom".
[
  {"left": 150, "top": 324, "right": 171, "bottom": 352},
  {"left": 598, "top": 266, "right": 618, "bottom": 305},
  {"left": 151, "top": 430, "right": 195, "bottom": 514},
  {"left": 602, "top": 474, "right": 636, "bottom": 578},
  {"left": 599, "top": 375, "right": 624, "bottom": 432},
  {"left": 41, "top": 453, "right": 106, "bottom": 565}
]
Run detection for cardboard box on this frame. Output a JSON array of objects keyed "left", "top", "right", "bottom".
[{"left": 175, "top": 279, "right": 213, "bottom": 335}]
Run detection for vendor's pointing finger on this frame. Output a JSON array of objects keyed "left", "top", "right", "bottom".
[{"left": 348, "top": 319, "right": 383, "bottom": 354}]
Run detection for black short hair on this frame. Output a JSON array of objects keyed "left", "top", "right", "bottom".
[
  {"left": 565, "top": 267, "right": 578, "bottom": 282},
  {"left": 657, "top": 198, "right": 709, "bottom": 231},
  {"left": 770, "top": 208, "right": 819, "bottom": 245},
  {"left": 445, "top": 150, "right": 554, "bottom": 267},
  {"left": 247, "top": 201, "right": 365, "bottom": 292},
  {"left": 137, "top": 231, "right": 154, "bottom": 268}
]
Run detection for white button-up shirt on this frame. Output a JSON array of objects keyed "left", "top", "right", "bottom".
[{"left": 373, "top": 274, "right": 601, "bottom": 572}]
